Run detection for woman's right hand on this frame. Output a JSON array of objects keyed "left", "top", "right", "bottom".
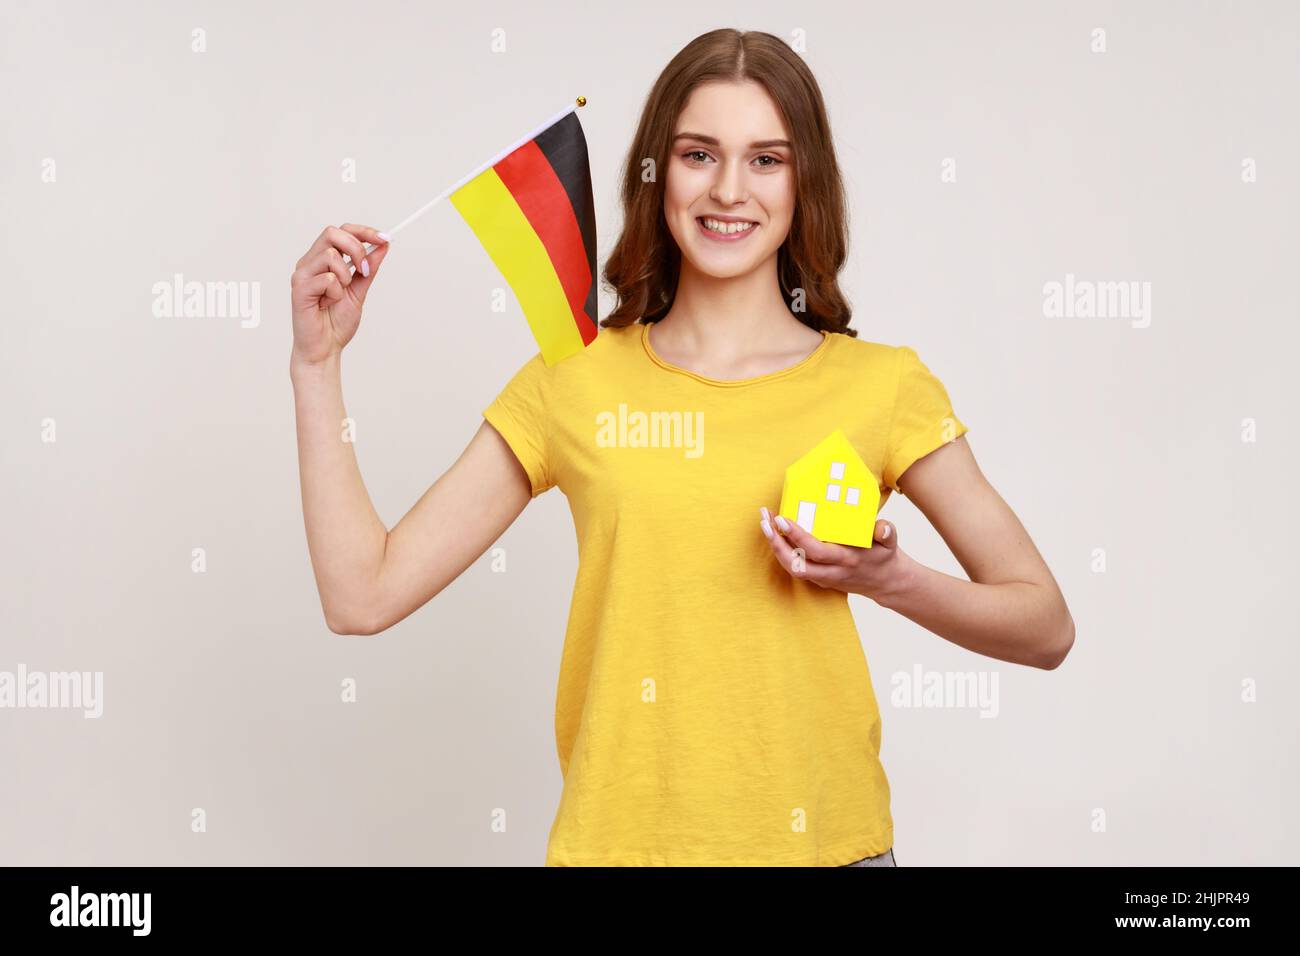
[{"left": 290, "top": 223, "right": 391, "bottom": 369}]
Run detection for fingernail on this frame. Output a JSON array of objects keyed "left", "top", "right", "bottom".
[
  {"left": 760, "top": 506, "right": 771, "bottom": 522},
  {"left": 360, "top": 259, "right": 370, "bottom": 277},
  {"left": 760, "top": 519, "right": 773, "bottom": 538},
  {"left": 774, "top": 515, "right": 790, "bottom": 532},
  {"left": 881, "top": 525, "right": 890, "bottom": 538},
  {"left": 377, "top": 232, "right": 391, "bottom": 242}
]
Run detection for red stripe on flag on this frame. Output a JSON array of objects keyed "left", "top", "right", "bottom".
[{"left": 494, "top": 141, "right": 598, "bottom": 346}]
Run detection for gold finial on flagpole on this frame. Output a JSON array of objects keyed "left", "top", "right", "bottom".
[{"left": 576, "top": 96, "right": 587, "bottom": 107}]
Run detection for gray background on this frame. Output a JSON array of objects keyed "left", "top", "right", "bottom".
[{"left": 2, "top": 0, "right": 1295, "bottom": 865}]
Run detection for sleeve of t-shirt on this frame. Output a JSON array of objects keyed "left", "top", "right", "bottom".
[
  {"left": 882, "top": 345, "right": 969, "bottom": 494},
  {"left": 482, "top": 351, "right": 556, "bottom": 498}
]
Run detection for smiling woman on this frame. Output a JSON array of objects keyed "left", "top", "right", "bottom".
[
  {"left": 289, "top": 25, "right": 1073, "bottom": 871},
  {"left": 600, "top": 33, "right": 852, "bottom": 340}
]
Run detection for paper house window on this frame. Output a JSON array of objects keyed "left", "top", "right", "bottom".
[
  {"left": 826, "top": 483, "right": 840, "bottom": 502},
  {"left": 845, "top": 487, "right": 860, "bottom": 506},
  {"left": 829, "top": 461, "right": 845, "bottom": 479}
]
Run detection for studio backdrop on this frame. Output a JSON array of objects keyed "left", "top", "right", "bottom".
[{"left": 1, "top": 0, "right": 1296, "bottom": 865}]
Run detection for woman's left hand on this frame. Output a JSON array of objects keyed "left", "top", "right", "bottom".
[{"left": 760, "top": 506, "right": 906, "bottom": 603}]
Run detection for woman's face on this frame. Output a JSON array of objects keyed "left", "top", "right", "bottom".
[{"left": 663, "top": 79, "right": 795, "bottom": 280}]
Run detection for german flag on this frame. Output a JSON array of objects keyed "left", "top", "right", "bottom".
[{"left": 449, "top": 109, "right": 598, "bottom": 366}]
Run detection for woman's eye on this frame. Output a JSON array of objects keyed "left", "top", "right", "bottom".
[{"left": 681, "top": 150, "right": 783, "bottom": 167}]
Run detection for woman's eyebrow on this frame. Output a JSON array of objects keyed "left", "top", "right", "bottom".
[{"left": 673, "top": 131, "right": 791, "bottom": 149}]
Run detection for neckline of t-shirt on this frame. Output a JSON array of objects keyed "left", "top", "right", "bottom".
[{"left": 640, "top": 322, "right": 833, "bottom": 388}]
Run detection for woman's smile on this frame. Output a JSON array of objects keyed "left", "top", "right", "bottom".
[{"left": 695, "top": 215, "right": 759, "bottom": 242}]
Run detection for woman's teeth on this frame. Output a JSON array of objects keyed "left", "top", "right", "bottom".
[{"left": 700, "top": 217, "right": 756, "bottom": 235}]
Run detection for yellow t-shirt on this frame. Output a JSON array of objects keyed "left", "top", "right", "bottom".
[{"left": 482, "top": 321, "right": 968, "bottom": 866}]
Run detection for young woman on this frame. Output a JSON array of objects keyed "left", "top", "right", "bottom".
[{"left": 288, "top": 28, "right": 1074, "bottom": 867}]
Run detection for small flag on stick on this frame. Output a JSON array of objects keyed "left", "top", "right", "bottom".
[
  {"left": 365, "top": 98, "right": 598, "bottom": 366},
  {"left": 450, "top": 103, "right": 598, "bottom": 365}
]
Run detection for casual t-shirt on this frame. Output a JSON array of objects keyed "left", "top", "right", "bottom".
[{"left": 482, "top": 321, "right": 968, "bottom": 866}]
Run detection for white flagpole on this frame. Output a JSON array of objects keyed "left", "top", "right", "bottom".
[{"left": 351, "top": 96, "right": 587, "bottom": 263}]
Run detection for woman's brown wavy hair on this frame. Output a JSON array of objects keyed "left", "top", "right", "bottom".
[{"left": 600, "top": 28, "right": 856, "bottom": 337}]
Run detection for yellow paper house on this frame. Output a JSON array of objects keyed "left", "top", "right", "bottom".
[{"left": 779, "top": 428, "right": 881, "bottom": 548}]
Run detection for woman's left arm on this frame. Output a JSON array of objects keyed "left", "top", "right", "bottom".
[{"left": 762, "top": 435, "right": 1075, "bottom": 670}]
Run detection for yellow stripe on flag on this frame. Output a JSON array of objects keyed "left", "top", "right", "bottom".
[{"left": 450, "top": 167, "right": 587, "bottom": 366}]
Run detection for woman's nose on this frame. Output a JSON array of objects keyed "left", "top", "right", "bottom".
[{"left": 710, "top": 161, "right": 749, "bottom": 205}]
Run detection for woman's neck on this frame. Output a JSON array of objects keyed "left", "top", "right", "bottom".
[
  {"left": 649, "top": 257, "right": 824, "bottom": 379},
  {"left": 655, "top": 257, "right": 816, "bottom": 355}
]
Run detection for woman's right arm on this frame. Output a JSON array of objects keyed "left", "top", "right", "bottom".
[{"left": 290, "top": 224, "right": 534, "bottom": 636}]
